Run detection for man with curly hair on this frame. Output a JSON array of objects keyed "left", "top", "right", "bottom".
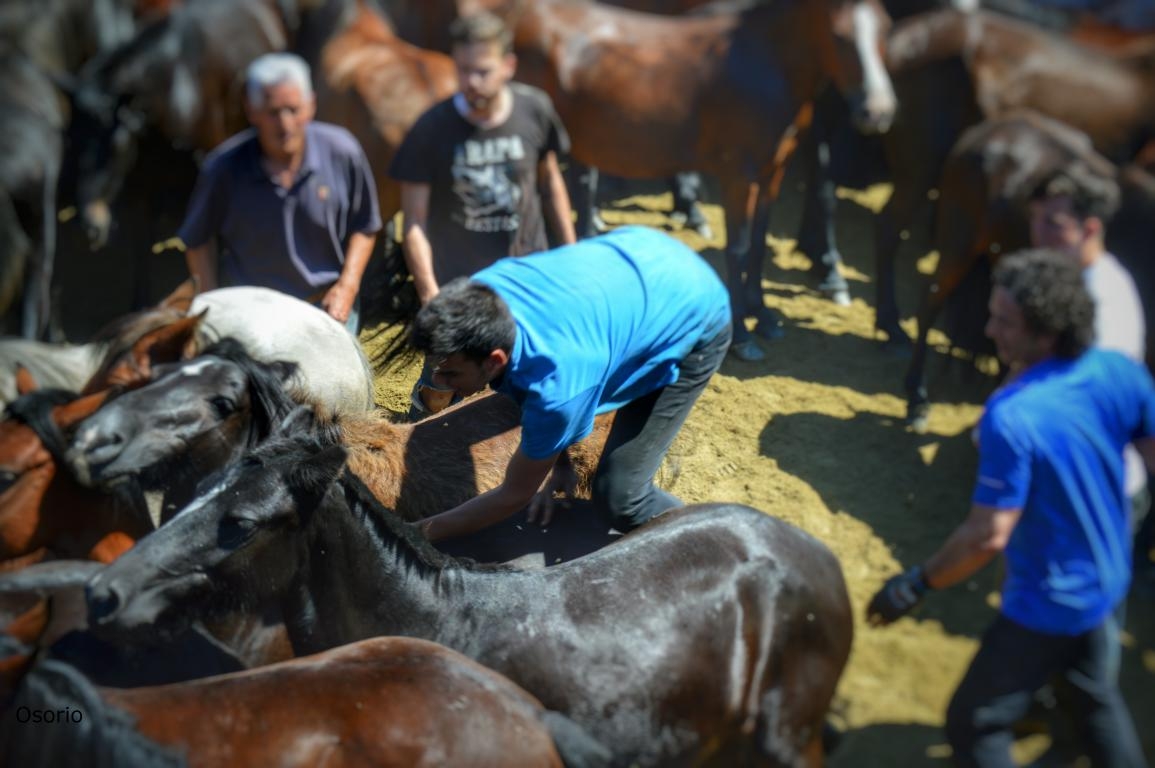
[{"left": 866, "top": 248, "right": 1154, "bottom": 767}]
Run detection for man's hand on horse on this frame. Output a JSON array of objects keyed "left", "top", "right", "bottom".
[
  {"left": 322, "top": 281, "right": 358, "bottom": 323},
  {"left": 866, "top": 566, "right": 931, "bottom": 627},
  {"left": 527, "top": 456, "right": 577, "bottom": 527}
]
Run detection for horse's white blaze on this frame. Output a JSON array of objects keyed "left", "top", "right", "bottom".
[
  {"left": 853, "top": 2, "right": 897, "bottom": 126},
  {"left": 177, "top": 358, "right": 217, "bottom": 377},
  {"left": 952, "top": 0, "right": 980, "bottom": 13}
]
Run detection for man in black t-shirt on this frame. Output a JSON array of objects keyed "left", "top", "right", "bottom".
[{"left": 390, "top": 12, "right": 576, "bottom": 417}]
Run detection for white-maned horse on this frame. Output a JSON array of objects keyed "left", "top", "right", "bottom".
[{"left": 0, "top": 287, "right": 375, "bottom": 414}]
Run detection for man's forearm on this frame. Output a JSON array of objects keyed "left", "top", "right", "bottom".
[
  {"left": 338, "top": 231, "right": 377, "bottom": 290},
  {"left": 185, "top": 243, "right": 218, "bottom": 292},
  {"left": 402, "top": 224, "right": 439, "bottom": 303},
  {"left": 540, "top": 154, "right": 577, "bottom": 245},
  {"left": 421, "top": 484, "right": 532, "bottom": 542}
]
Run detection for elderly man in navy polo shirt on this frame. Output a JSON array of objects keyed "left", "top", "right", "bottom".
[{"left": 179, "top": 53, "right": 381, "bottom": 333}]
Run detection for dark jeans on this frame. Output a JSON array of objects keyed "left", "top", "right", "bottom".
[
  {"left": 945, "top": 613, "right": 1144, "bottom": 768},
  {"left": 592, "top": 323, "right": 731, "bottom": 532}
]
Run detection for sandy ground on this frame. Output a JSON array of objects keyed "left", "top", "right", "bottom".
[{"left": 361, "top": 186, "right": 1155, "bottom": 767}]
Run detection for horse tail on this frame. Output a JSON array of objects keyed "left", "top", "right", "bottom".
[
  {"left": 885, "top": 9, "right": 977, "bottom": 76},
  {"left": 358, "top": 222, "right": 420, "bottom": 373},
  {"left": 0, "top": 659, "right": 187, "bottom": 768},
  {"left": 0, "top": 185, "right": 30, "bottom": 330},
  {"left": 539, "top": 710, "right": 613, "bottom": 768}
]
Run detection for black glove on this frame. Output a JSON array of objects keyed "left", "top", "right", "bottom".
[{"left": 866, "top": 566, "right": 931, "bottom": 626}]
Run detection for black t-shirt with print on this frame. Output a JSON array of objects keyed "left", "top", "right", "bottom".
[{"left": 389, "top": 83, "right": 570, "bottom": 284}]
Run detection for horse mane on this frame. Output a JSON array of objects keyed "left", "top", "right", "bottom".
[
  {"left": 197, "top": 338, "right": 304, "bottom": 445},
  {"left": 337, "top": 470, "right": 516, "bottom": 574},
  {"left": 4, "top": 388, "right": 82, "bottom": 459},
  {"left": 0, "top": 659, "right": 187, "bottom": 768},
  {"left": 258, "top": 417, "right": 513, "bottom": 574}
]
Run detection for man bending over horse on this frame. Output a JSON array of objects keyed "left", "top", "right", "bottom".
[
  {"left": 867, "top": 248, "right": 1152, "bottom": 767},
  {"left": 179, "top": 53, "right": 381, "bottom": 334},
  {"left": 411, "top": 225, "right": 730, "bottom": 541}
]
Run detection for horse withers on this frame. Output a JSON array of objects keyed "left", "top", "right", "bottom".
[{"left": 86, "top": 405, "right": 853, "bottom": 766}]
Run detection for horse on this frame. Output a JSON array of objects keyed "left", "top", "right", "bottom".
[
  {"left": 66, "top": 340, "right": 617, "bottom": 564},
  {"left": 64, "top": 0, "right": 298, "bottom": 253},
  {"left": 870, "top": 7, "right": 1155, "bottom": 346},
  {"left": 1, "top": 285, "right": 375, "bottom": 414},
  {"left": 1, "top": 632, "right": 608, "bottom": 767},
  {"left": 86, "top": 404, "right": 853, "bottom": 767},
  {"left": 0, "top": 47, "right": 66, "bottom": 340},
  {"left": 0, "top": 382, "right": 152, "bottom": 567},
  {"left": 0, "top": 0, "right": 136, "bottom": 76},
  {"left": 499, "top": 0, "right": 894, "bottom": 360},
  {"left": 295, "top": 0, "right": 458, "bottom": 245},
  {"left": 902, "top": 111, "right": 1155, "bottom": 430}
]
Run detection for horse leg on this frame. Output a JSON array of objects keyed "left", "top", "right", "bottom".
[
  {"left": 669, "top": 172, "right": 712, "bottom": 239},
  {"left": 21, "top": 169, "right": 57, "bottom": 341},
  {"left": 747, "top": 185, "right": 785, "bottom": 340},
  {"left": 872, "top": 177, "right": 926, "bottom": 350},
  {"left": 798, "top": 96, "right": 850, "bottom": 307},
  {"left": 905, "top": 187, "right": 991, "bottom": 433},
  {"left": 721, "top": 179, "right": 764, "bottom": 361},
  {"left": 566, "top": 161, "right": 602, "bottom": 239}
]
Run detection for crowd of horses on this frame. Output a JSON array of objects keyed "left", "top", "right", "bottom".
[{"left": 2, "top": 0, "right": 1155, "bottom": 764}]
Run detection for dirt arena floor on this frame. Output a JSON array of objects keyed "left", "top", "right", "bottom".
[{"left": 362, "top": 182, "right": 1155, "bottom": 766}]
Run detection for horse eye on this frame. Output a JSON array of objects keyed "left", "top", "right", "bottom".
[
  {"left": 0, "top": 470, "right": 16, "bottom": 493},
  {"left": 219, "top": 515, "right": 259, "bottom": 548},
  {"left": 209, "top": 396, "right": 236, "bottom": 417}
]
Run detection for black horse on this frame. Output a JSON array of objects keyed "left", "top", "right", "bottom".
[{"left": 86, "top": 405, "right": 853, "bottom": 767}]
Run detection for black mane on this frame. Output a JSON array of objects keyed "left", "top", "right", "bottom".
[
  {"left": 0, "top": 659, "right": 187, "bottom": 768},
  {"left": 4, "top": 388, "right": 81, "bottom": 459}
]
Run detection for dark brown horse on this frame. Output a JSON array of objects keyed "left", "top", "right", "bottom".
[
  {"left": 500, "top": 0, "right": 895, "bottom": 360},
  {"left": 2, "top": 632, "right": 607, "bottom": 767},
  {"left": 87, "top": 405, "right": 853, "bottom": 766},
  {"left": 871, "top": 8, "right": 1155, "bottom": 346},
  {"left": 902, "top": 111, "right": 1155, "bottom": 430}
]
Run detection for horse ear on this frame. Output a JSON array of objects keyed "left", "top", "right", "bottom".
[
  {"left": 127, "top": 311, "right": 207, "bottom": 380},
  {"left": 157, "top": 277, "right": 199, "bottom": 313},
  {"left": 276, "top": 404, "right": 317, "bottom": 437},
  {"left": 14, "top": 365, "right": 38, "bottom": 396},
  {"left": 288, "top": 443, "right": 348, "bottom": 505},
  {"left": 53, "top": 390, "right": 113, "bottom": 430}
]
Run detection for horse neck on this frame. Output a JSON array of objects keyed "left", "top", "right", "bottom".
[
  {"left": 284, "top": 474, "right": 487, "bottom": 653},
  {"left": 885, "top": 8, "right": 977, "bottom": 76},
  {"left": 295, "top": 0, "right": 369, "bottom": 67}
]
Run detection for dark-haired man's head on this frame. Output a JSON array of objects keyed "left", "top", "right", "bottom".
[
  {"left": 986, "top": 248, "right": 1095, "bottom": 367},
  {"left": 410, "top": 278, "right": 516, "bottom": 398},
  {"left": 1028, "top": 164, "right": 1120, "bottom": 269}
]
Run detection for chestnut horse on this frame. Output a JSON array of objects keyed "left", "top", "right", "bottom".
[
  {"left": 66, "top": 340, "right": 617, "bottom": 564},
  {"left": 0, "top": 383, "right": 151, "bottom": 567},
  {"left": 871, "top": 8, "right": 1155, "bottom": 346},
  {"left": 504, "top": 0, "right": 895, "bottom": 360},
  {"left": 2, "top": 634, "right": 608, "bottom": 767},
  {"left": 87, "top": 405, "right": 853, "bottom": 767},
  {"left": 902, "top": 111, "right": 1155, "bottom": 430}
]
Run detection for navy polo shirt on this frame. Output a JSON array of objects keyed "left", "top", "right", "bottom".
[{"left": 178, "top": 122, "right": 382, "bottom": 299}]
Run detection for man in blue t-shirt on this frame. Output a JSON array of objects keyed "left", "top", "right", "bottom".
[
  {"left": 410, "top": 225, "right": 731, "bottom": 540},
  {"left": 866, "top": 249, "right": 1153, "bottom": 767}
]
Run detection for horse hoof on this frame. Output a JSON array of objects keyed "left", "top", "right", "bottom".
[
  {"left": 728, "top": 339, "right": 765, "bottom": 362},
  {"left": 592, "top": 213, "right": 611, "bottom": 233},
  {"left": 693, "top": 222, "right": 714, "bottom": 240},
  {"left": 824, "top": 288, "right": 851, "bottom": 307},
  {"left": 907, "top": 414, "right": 930, "bottom": 435}
]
